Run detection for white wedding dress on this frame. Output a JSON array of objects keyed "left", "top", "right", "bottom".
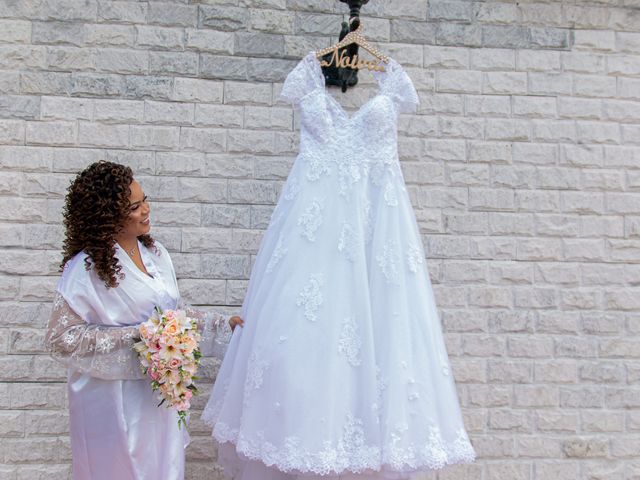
[{"left": 203, "top": 52, "right": 476, "bottom": 479}]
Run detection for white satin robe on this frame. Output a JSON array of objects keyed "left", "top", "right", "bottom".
[{"left": 45, "top": 241, "right": 230, "bottom": 480}]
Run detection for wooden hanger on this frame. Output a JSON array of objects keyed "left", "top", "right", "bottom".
[{"left": 316, "top": 21, "right": 389, "bottom": 72}]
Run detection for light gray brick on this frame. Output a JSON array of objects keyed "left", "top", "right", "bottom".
[
  {"left": 46, "top": 46, "right": 94, "bottom": 71},
  {"left": 482, "top": 25, "right": 529, "bottom": 49},
  {"left": 513, "top": 96, "right": 556, "bottom": 118},
  {"left": 0, "top": 46, "right": 46, "bottom": 70},
  {"left": 176, "top": 177, "right": 227, "bottom": 203},
  {"left": 471, "top": 48, "right": 515, "bottom": 70},
  {"left": 135, "top": 26, "right": 184, "bottom": 50},
  {"left": 93, "top": 99, "right": 144, "bottom": 123},
  {"left": 529, "top": 27, "right": 572, "bottom": 49},
  {"left": 86, "top": 24, "right": 134, "bottom": 47},
  {"left": 205, "top": 154, "right": 253, "bottom": 179},
  {"left": 517, "top": 50, "right": 561, "bottom": 71},
  {"left": 532, "top": 120, "right": 576, "bottom": 143},
  {"left": 32, "top": 21, "right": 86, "bottom": 46},
  {"left": 180, "top": 127, "right": 226, "bottom": 153},
  {"left": 34, "top": 0, "right": 98, "bottom": 22},
  {"left": 485, "top": 119, "right": 530, "bottom": 141},
  {"left": 475, "top": 3, "right": 519, "bottom": 25},
  {"left": 0, "top": 120, "right": 25, "bottom": 145},
  {"left": 124, "top": 75, "right": 172, "bottom": 100},
  {"left": 390, "top": 20, "right": 436, "bottom": 44},
  {"left": 130, "top": 125, "right": 179, "bottom": 150},
  {"left": 0, "top": 95, "right": 41, "bottom": 120},
  {"left": 0, "top": 19, "right": 31, "bottom": 44},
  {"left": 203, "top": 204, "right": 251, "bottom": 228},
  {"left": 436, "top": 24, "right": 482, "bottom": 48},
  {"left": 250, "top": 9, "right": 294, "bottom": 34},
  {"left": 562, "top": 52, "right": 605, "bottom": 73},
  {"left": 616, "top": 31, "right": 640, "bottom": 52},
  {"left": 200, "top": 254, "right": 250, "bottom": 279},
  {"left": 178, "top": 278, "right": 226, "bottom": 304},
  {"left": 97, "top": 1, "right": 147, "bottom": 23},
  {"left": 78, "top": 122, "right": 129, "bottom": 148},
  {"left": 195, "top": 104, "right": 243, "bottom": 128},
  {"left": 529, "top": 72, "right": 572, "bottom": 95},
  {"left": 437, "top": 70, "right": 482, "bottom": 94},
  {"left": 200, "top": 5, "right": 249, "bottom": 31},
  {"left": 41, "top": 96, "right": 92, "bottom": 121},
  {"left": 149, "top": 51, "right": 198, "bottom": 76},
  {"left": 244, "top": 106, "right": 292, "bottom": 130},
  {"left": 147, "top": 2, "right": 196, "bottom": 27},
  {"left": 185, "top": 29, "right": 234, "bottom": 55},
  {"left": 228, "top": 130, "right": 275, "bottom": 153},
  {"left": 224, "top": 81, "right": 272, "bottom": 105},
  {"left": 574, "top": 74, "right": 617, "bottom": 98},
  {"left": 558, "top": 97, "right": 602, "bottom": 120},
  {"left": 144, "top": 101, "right": 194, "bottom": 125},
  {"left": 200, "top": 54, "right": 247, "bottom": 81},
  {"left": 71, "top": 73, "right": 124, "bottom": 96},
  {"left": 247, "top": 57, "right": 296, "bottom": 82},
  {"left": 26, "top": 121, "right": 76, "bottom": 146},
  {"left": 19, "top": 71, "right": 66, "bottom": 96},
  {"left": 172, "top": 78, "right": 223, "bottom": 103},
  {"left": 483, "top": 72, "right": 527, "bottom": 95}
]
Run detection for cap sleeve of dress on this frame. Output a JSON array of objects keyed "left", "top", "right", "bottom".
[
  {"left": 381, "top": 59, "right": 419, "bottom": 114},
  {"left": 280, "top": 53, "right": 323, "bottom": 106}
]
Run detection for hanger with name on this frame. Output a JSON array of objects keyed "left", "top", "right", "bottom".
[{"left": 316, "top": 21, "right": 389, "bottom": 73}]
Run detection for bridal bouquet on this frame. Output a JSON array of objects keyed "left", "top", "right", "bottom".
[{"left": 133, "top": 307, "right": 202, "bottom": 428}]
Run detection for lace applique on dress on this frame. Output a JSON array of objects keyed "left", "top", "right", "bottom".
[
  {"left": 266, "top": 233, "right": 287, "bottom": 274},
  {"left": 407, "top": 243, "right": 424, "bottom": 273},
  {"left": 363, "top": 199, "right": 374, "bottom": 244},
  {"left": 384, "top": 182, "right": 399, "bottom": 207},
  {"left": 337, "top": 317, "right": 362, "bottom": 367},
  {"left": 297, "top": 199, "right": 324, "bottom": 242},
  {"left": 284, "top": 176, "right": 301, "bottom": 201},
  {"left": 245, "top": 352, "right": 269, "bottom": 392},
  {"left": 376, "top": 241, "right": 401, "bottom": 284},
  {"left": 296, "top": 273, "right": 324, "bottom": 322},
  {"left": 338, "top": 222, "right": 359, "bottom": 262}
]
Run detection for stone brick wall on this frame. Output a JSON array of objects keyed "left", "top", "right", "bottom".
[{"left": 1, "top": 0, "right": 639, "bottom": 478}]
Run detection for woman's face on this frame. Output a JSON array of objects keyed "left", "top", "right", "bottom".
[{"left": 119, "top": 179, "right": 151, "bottom": 238}]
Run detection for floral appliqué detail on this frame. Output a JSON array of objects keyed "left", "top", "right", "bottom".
[
  {"left": 376, "top": 240, "right": 401, "bottom": 284},
  {"left": 406, "top": 243, "right": 424, "bottom": 273},
  {"left": 338, "top": 317, "right": 362, "bottom": 367},
  {"left": 266, "top": 233, "right": 287, "bottom": 274},
  {"left": 363, "top": 199, "right": 373, "bottom": 244},
  {"left": 384, "top": 182, "right": 398, "bottom": 206},
  {"left": 338, "top": 222, "right": 359, "bottom": 262},
  {"left": 296, "top": 274, "right": 324, "bottom": 322},
  {"left": 297, "top": 199, "right": 324, "bottom": 242},
  {"left": 245, "top": 352, "right": 269, "bottom": 392},
  {"left": 284, "top": 176, "right": 301, "bottom": 201}
]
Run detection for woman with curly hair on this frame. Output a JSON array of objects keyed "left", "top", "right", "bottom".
[{"left": 44, "top": 160, "right": 243, "bottom": 480}]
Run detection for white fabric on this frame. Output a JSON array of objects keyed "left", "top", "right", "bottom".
[
  {"left": 203, "top": 53, "right": 475, "bottom": 480},
  {"left": 45, "top": 240, "right": 226, "bottom": 480}
]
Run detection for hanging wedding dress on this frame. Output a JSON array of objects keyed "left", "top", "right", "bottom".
[{"left": 203, "top": 52, "right": 476, "bottom": 479}]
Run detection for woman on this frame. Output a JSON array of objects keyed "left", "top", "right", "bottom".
[{"left": 45, "top": 160, "right": 242, "bottom": 480}]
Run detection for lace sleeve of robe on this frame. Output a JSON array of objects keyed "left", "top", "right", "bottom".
[
  {"left": 45, "top": 292, "right": 145, "bottom": 380},
  {"left": 180, "top": 301, "right": 232, "bottom": 359}
]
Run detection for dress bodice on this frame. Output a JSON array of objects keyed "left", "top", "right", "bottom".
[{"left": 280, "top": 53, "right": 419, "bottom": 196}]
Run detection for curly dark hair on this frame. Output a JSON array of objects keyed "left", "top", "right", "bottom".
[{"left": 60, "top": 160, "right": 154, "bottom": 288}]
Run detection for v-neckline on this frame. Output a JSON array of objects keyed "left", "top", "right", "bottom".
[
  {"left": 116, "top": 240, "right": 155, "bottom": 281},
  {"left": 308, "top": 53, "right": 390, "bottom": 122}
]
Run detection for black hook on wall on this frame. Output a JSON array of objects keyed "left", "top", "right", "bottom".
[{"left": 320, "top": 0, "right": 371, "bottom": 92}]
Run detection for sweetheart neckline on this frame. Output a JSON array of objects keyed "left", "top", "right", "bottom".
[{"left": 308, "top": 53, "right": 389, "bottom": 123}]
